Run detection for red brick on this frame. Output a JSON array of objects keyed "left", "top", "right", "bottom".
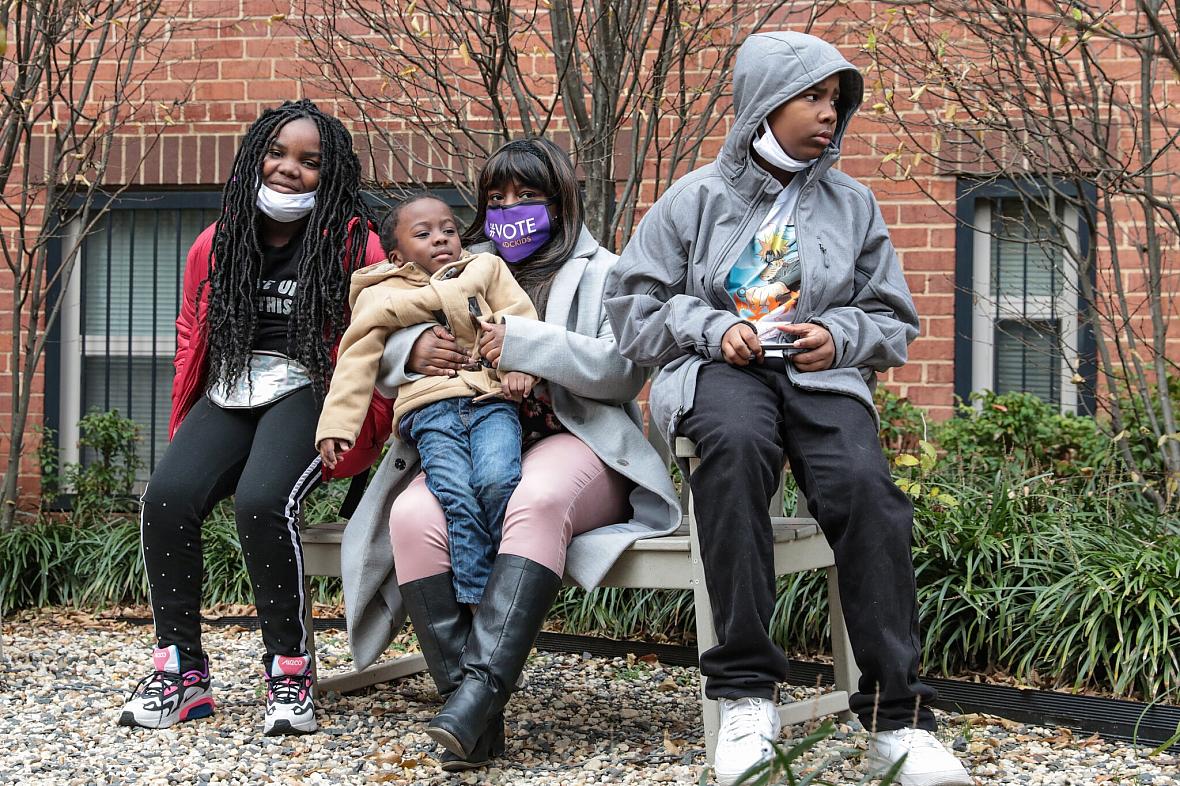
[
  {"left": 247, "top": 80, "right": 304, "bottom": 101},
  {"left": 904, "top": 385, "right": 952, "bottom": 407},
  {"left": 199, "top": 136, "right": 218, "bottom": 182},
  {"left": 162, "top": 137, "right": 182, "bottom": 183},
  {"left": 926, "top": 362, "right": 955, "bottom": 383},
  {"left": 891, "top": 227, "right": 930, "bottom": 250},
  {"left": 909, "top": 338, "right": 954, "bottom": 361},
  {"left": 922, "top": 318, "right": 956, "bottom": 339},
  {"left": 196, "top": 81, "right": 246, "bottom": 101},
  {"left": 890, "top": 363, "right": 924, "bottom": 383}
]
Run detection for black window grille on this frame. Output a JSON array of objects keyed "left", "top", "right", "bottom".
[{"left": 953, "top": 179, "right": 1097, "bottom": 414}]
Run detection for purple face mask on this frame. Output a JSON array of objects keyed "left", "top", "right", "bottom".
[{"left": 484, "top": 201, "right": 552, "bottom": 264}]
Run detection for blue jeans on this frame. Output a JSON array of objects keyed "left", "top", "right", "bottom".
[{"left": 409, "top": 397, "right": 522, "bottom": 604}]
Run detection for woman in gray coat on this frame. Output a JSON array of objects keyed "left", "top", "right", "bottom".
[{"left": 339, "top": 138, "right": 680, "bottom": 771}]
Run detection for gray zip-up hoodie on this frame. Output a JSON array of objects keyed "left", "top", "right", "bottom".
[{"left": 605, "top": 31, "right": 918, "bottom": 446}]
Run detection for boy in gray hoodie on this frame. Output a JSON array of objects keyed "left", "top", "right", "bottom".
[{"left": 605, "top": 32, "right": 972, "bottom": 786}]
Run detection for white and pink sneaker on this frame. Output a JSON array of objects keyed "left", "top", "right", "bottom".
[
  {"left": 263, "top": 654, "right": 317, "bottom": 736},
  {"left": 118, "top": 645, "right": 215, "bottom": 729}
]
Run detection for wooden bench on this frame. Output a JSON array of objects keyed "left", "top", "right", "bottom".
[{"left": 300, "top": 436, "right": 859, "bottom": 763}]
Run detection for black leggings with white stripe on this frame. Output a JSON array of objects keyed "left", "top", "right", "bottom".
[{"left": 141, "top": 390, "right": 322, "bottom": 674}]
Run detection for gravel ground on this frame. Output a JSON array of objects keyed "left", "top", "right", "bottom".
[{"left": 2, "top": 609, "right": 1178, "bottom": 785}]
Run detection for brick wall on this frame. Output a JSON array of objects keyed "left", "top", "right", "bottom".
[{"left": 2, "top": 0, "right": 1173, "bottom": 504}]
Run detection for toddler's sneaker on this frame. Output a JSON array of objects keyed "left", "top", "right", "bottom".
[
  {"left": 713, "top": 696, "right": 781, "bottom": 785},
  {"left": 868, "top": 727, "right": 973, "bottom": 786},
  {"left": 263, "top": 654, "right": 317, "bottom": 736},
  {"left": 118, "top": 645, "right": 214, "bottom": 729}
]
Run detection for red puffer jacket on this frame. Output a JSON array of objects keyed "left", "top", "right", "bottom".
[{"left": 169, "top": 218, "right": 393, "bottom": 481}]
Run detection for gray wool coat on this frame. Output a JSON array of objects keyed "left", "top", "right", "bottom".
[{"left": 339, "top": 227, "right": 682, "bottom": 671}]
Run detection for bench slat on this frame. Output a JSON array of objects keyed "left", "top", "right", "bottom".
[{"left": 300, "top": 517, "right": 821, "bottom": 549}]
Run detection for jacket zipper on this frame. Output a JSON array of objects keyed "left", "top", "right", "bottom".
[{"left": 706, "top": 208, "right": 761, "bottom": 309}]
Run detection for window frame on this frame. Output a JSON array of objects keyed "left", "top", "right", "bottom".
[
  {"left": 47, "top": 190, "right": 223, "bottom": 480},
  {"left": 953, "top": 179, "right": 1097, "bottom": 415}
]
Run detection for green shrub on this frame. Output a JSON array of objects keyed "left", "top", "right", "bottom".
[
  {"left": 911, "top": 462, "right": 1178, "bottom": 699},
  {"left": 936, "top": 391, "right": 1110, "bottom": 477},
  {"left": 37, "top": 409, "right": 144, "bottom": 522},
  {"left": 0, "top": 519, "right": 85, "bottom": 608},
  {"left": 0, "top": 481, "right": 348, "bottom": 615},
  {"left": 875, "top": 386, "right": 927, "bottom": 459},
  {"left": 551, "top": 586, "right": 696, "bottom": 642},
  {"left": 33, "top": 424, "right": 61, "bottom": 504}
]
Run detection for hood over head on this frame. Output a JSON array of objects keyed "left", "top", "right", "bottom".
[{"left": 721, "top": 31, "right": 864, "bottom": 179}]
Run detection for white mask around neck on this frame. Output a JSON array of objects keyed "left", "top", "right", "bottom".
[
  {"left": 752, "top": 120, "right": 819, "bottom": 173},
  {"left": 256, "top": 183, "right": 317, "bottom": 223}
]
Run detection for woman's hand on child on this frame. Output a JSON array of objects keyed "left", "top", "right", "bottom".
[
  {"left": 721, "top": 323, "right": 763, "bottom": 366},
  {"left": 408, "top": 325, "right": 477, "bottom": 377},
  {"left": 500, "top": 371, "right": 536, "bottom": 402},
  {"left": 774, "top": 322, "right": 835, "bottom": 371},
  {"left": 477, "top": 319, "right": 507, "bottom": 367},
  {"left": 317, "top": 438, "right": 353, "bottom": 470}
]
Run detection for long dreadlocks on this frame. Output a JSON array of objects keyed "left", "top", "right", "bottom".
[{"left": 201, "top": 99, "right": 371, "bottom": 400}]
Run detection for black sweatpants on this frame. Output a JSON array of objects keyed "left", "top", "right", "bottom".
[
  {"left": 677, "top": 361, "right": 937, "bottom": 731},
  {"left": 140, "top": 390, "right": 322, "bottom": 674}
]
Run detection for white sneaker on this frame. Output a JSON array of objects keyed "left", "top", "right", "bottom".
[
  {"left": 117, "top": 646, "right": 215, "bottom": 729},
  {"left": 713, "top": 697, "right": 781, "bottom": 786},
  {"left": 868, "top": 728, "right": 972, "bottom": 786},
  {"left": 263, "top": 654, "right": 317, "bottom": 736}
]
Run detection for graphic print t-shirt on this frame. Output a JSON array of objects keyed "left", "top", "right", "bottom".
[
  {"left": 253, "top": 229, "right": 305, "bottom": 354},
  {"left": 726, "top": 176, "right": 805, "bottom": 342}
]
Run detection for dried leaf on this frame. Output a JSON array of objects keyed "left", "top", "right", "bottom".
[
  {"left": 370, "top": 749, "right": 401, "bottom": 762},
  {"left": 663, "top": 730, "right": 685, "bottom": 754}
]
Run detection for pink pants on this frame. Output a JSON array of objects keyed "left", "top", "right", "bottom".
[{"left": 390, "top": 433, "right": 634, "bottom": 583}]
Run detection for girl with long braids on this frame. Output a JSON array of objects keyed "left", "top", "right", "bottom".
[{"left": 118, "top": 100, "right": 389, "bottom": 736}]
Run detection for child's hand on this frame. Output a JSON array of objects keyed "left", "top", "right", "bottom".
[
  {"left": 775, "top": 322, "right": 835, "bottom": 372},
  {"left": 721, "top": 323, "right": 762, "bottom": 366},
  {"left": 477, "top": 319, "right": 506, "bottom": 367},
  {"left": 500, "top": 371, "right": 536, "bottom": 402},
  {"left": 318, "top": 438, "right": 353, "bottom": 470}
]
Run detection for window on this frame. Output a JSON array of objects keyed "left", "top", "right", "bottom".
[
  {"left": 54, "top": 193, "right": 222, "bottom": 482},
  {"left": 954, "top": 181, "right": 1094, "bottom": 414}
]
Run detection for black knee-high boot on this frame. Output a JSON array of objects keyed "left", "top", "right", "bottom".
[
  {"left": 400, "top": 573, "right": 470, "bottom": 696},
  {"left": 426, "top": 555, "right": 563, "bottom": 759},
  {"left": 400, "top": 572, "right": 506, "bottom": 770}
]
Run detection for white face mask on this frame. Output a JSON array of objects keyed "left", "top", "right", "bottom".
[
  {"left": 256, "top": 183, "right": 317, "bottom": 223},
  {"left": 752, "top": 120, "right": 819, "bottom": 173}
]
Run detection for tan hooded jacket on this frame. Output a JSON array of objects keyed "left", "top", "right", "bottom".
[{"left": 315, "top": 251, "right": 537, "bottom": 444}]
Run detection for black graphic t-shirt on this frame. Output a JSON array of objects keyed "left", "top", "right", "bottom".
[{"left": 253, "top": 229, "right": 305, "bottom": 354}]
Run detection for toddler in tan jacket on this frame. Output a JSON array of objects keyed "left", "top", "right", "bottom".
[{"left": 316, "top": 193, "right": 537, "bottom": 603}]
